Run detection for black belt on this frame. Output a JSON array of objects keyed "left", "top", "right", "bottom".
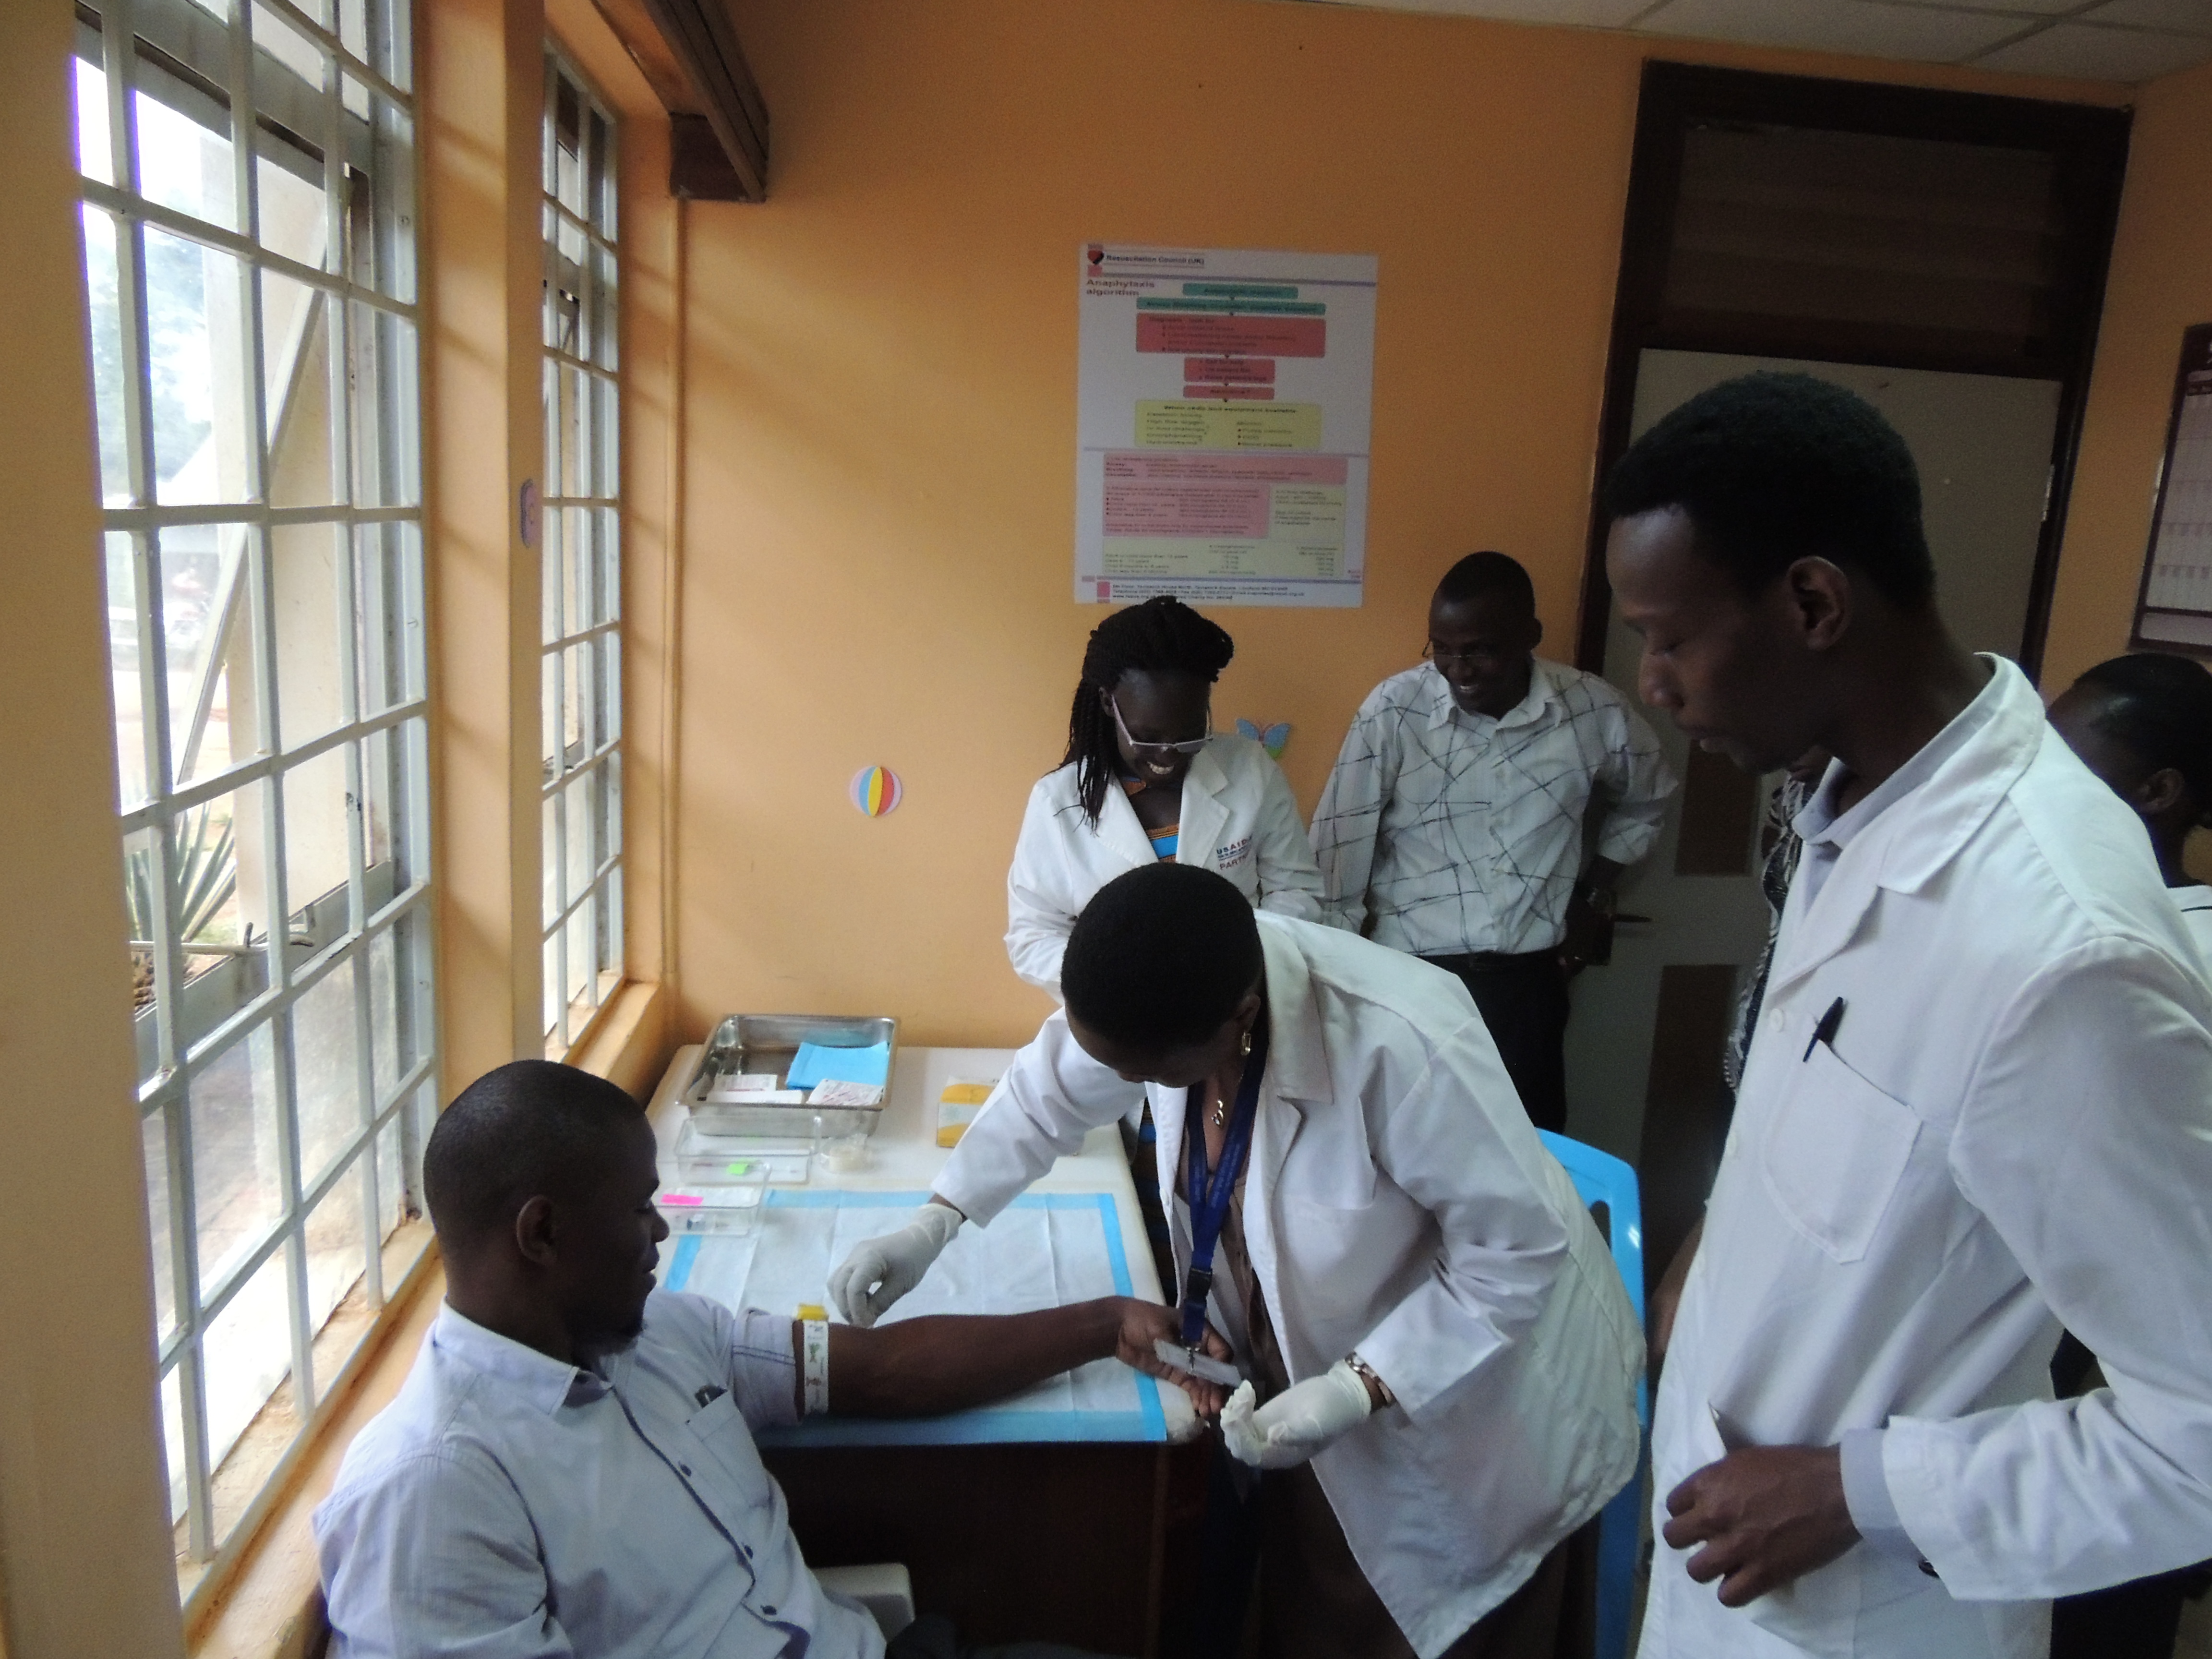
[{"left": 1421, "top": 949, "right": 1559, "bottom": 974}]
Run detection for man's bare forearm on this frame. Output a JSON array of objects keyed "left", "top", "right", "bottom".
[{"left": 812, "top": 1298, "right": 1129, "bottom": 1418}]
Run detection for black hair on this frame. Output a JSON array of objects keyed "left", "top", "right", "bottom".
[
  {"left": 1062, "top": 864, "right": 1263, "bottom": 1050},
  {"left": 423, "top": 1060, "right": 643, "bottom": 1250},
  {"left": 2074, "top": 653, "right": 2212, "bottom": 826},
  {"left": 1060, "top": 596, "right": 1235, "bottom": 825},
  {"left": 1602, "top": 372, "right": 1936, "bottom": 609},
  {"left": 1434, "top": 550, "right": 1536, "bottom": 616}
]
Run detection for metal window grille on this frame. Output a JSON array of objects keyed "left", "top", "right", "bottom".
[
  {"left": 540, "top": 49, "right": 623, "bottom": 1051},
  {"left": 73, "top": 0, "right": 435, "bottom": 1576}
]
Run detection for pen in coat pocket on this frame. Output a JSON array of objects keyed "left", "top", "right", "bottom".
[{"left": 1803, "top": 997, "right": 1847, "bottom": 1062}]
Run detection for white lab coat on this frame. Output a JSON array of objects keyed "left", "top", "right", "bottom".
[
  {"left": 1641, "top": 660, "right": 2212, "bottom": 1659},
  {"left": 936, "top": 916, "right": 1643, "bottom": 1657},
  {"left": 1005, "top": 734, "right": 1325, "bottom": 994}
]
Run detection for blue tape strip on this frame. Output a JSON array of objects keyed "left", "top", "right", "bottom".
[
  {"left": 662, "top": 1190, "right": 1166, "bottom": 1443},
  {"left": 666, "top": 1233, "right": 701, "bottom": 1293}
]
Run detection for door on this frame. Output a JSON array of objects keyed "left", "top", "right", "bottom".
[{"left": 1563, "top": 350, "right": 2061, "bottom": 1275}]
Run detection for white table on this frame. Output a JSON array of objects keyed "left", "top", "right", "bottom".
[{"left": 646, "top": 1043, "right": 1198, "bottom": 1443}]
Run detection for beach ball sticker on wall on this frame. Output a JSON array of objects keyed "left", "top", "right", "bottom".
[{"left": 850, "top": 765, "right": 904, "bottom": 818}]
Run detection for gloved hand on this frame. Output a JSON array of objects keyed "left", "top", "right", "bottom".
[
  {"left": 827, "top": 1202, "right": 963, "bottom": 1327},
  {"left": 1220, "top": 1360, "right": 1374, "bottom": 1469}
]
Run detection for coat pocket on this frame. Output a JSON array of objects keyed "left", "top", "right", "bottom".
[{"left": 1758, "top": 1040, "right": 1921, "bottom": 1264}]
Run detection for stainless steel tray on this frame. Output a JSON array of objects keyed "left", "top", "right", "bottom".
[{"left": 685, "top": 1012, "right": 897, "bottom": 1139}]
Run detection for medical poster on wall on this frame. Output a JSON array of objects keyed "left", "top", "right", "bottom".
[
  {"left": 1075, "top": 243, "right": 1377, "bottom": 608},
  {"left": 2131, "top": 322, "right": 2212, "bottom": 655}
]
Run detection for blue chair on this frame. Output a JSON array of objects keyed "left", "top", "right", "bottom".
[{"left": 1538, "top": 1130, "right": 1648, "bottom": 1659}]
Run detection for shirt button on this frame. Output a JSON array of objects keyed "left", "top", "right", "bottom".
[
  {"left": 679, "top": 1464, "right": 692, "bottom": 1476},
  {"left": 1768, "top": 1010, "right": 1786, "bottom": 1031},
  {"left": 762, "top": 1606, "right": 777, "bottom": 1616},
  {"left": 742, "top": 1545, "right": 753, "bottom": 1560}
]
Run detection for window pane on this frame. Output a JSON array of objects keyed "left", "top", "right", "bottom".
[
  {"left": 75, "top": 56, "right": 114, "bottom": 185},
  {"left": 173, "top": 779, "right": 265, "bottom": 1026},
  {"left": 541, "top": 930, "right": 563, "bottom": 1039},
  {"left": 374, "top": 1111, "right": 406, "bottom": 1238},
  {"left": 591, "top": 374, "right": 618, "bottom": 498},
  {"left": 565, "top": 891, "right": 594, "bottom": 1010},
  {"left": 352, "top": 305, "right": 420, "bottom": 506},
  {"left": 265, "top": 277, "right": 342, "bottom": 509},
  {"left": 107, "top": 532, "right": 150, "bottom": 809},
  {"left": 565, "top": 768, "right": 597, "bottom": 901},
  {"left": 541, "top": 497, "right": 563, "bottom": 644},
  {"left": 280, "top": 744, "right": 354, "bottom": 931},
  {"left": 160, "top": 524, "right": 246, "bottom": 786},
  {"left": 272, "top": 521, "right": 349, "bottom": 749},
  {"left": 542, "top": 792, "right": 561, "bottom": 928},
  {"left": 122, "top": 825, "right": 164, "bottom": 1083},
  {"left": 563, "top": 639, "right": 594, "bottom": 761},
  {"left": 361, "top": 725, "right": 417, "bottom": 897},
  {"left": 303, "top": 1154, "right": 367, "bottom": 1395},
  {"left": 561, "top": 506, "right": 586, "bottom": 638},
  {"left": 143, "top": 228, "right": 252, "bottom": 505},
  {"left": 366, "top": 915, "right": 410, "bottom": 1100},
  {"left": 189, "top": 1024, "right": 283, "bottom": 1294},
  {"left": 159, "top": 1365, "right": 189, "bottom": 1525},
  {"left": 255, "top": 142, "right": 329, "bottom": 272},
  {"left": 356, "top": 520, "right": 421, "bottom": 714},
  {"left": 81, "top": 208, "right": 132, "bottom": 505},
  {"left": 134, "top": 86, "right": 237, "bottom": 234},
  {"left": 144, "top": 1102, "right": 180, "bottom": 1344},
  {"left": 294, "top": 958, "right": 365, "bottom": 1186},
  {"left": 200, "top": 1247, "right": 295, "bottom": 1514}
]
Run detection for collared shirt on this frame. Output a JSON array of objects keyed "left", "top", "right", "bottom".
[
  {"left": 1310, "top": 658, "right": 1676, "bottom": 956},
  {"left": 316, "top": 1293, "right": 880, "bottom": 1659},
  {"left": 2175, "top": 883, "right": 2212, "bottom": 958},
  {"left": 1642, "top": 658, "right": 2212, "bottom": 1659}
]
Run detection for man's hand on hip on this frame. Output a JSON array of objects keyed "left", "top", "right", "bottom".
[{"left": 1662, "top": 1445, "right": 1860, "bottom": 1607}]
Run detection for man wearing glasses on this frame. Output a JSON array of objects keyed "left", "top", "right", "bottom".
[{"left": 1310, "top": 552, "right": 1676, "bottom": 1130}]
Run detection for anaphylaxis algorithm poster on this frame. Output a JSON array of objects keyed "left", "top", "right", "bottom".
[{"left": 1075, "top": 243, "right": 1376, "bottom": 608}]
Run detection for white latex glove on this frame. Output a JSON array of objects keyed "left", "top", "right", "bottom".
[
  {"left": 1219, "top": 1360, "right": 1374, "bottom": 1470},
  {"left": 826, "top": 1202, "right": 962, "bottom": 1327}
]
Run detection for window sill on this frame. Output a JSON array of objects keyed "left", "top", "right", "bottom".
[{"left": 561, "top": 977, "right": 673, "bottom": 1100}]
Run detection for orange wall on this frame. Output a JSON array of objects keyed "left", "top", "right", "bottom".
[
  {"left": 674, "top": 0, "right": 2122, "bottom": 1050},
  {"left": 2045, "top": 55, "right": 2212, "bottom": 697}
]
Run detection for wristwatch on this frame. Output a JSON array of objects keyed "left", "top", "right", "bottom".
[{"left": 1346, "top": 1352, "right": 1395, "bottom": 1407}]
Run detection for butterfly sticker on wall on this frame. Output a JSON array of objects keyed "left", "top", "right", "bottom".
[{"left": 1236, "top": 719, "right": 1292, "bottom": 759}]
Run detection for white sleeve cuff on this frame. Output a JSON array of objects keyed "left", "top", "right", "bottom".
[{"left": 1839, "top": 1428, "right": 1921, "bottom": 1564}]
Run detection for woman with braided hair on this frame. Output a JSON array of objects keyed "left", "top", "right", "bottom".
[{"left": 1005, "top": 595, "right": 1324, "bottom": 995}]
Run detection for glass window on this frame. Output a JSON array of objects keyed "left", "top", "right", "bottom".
[
  {"left": 75, "top": 0, "right": 434, "bottom": 1590},
  {"left": 541, "top": 49, "right": 623, "bottom": 1053}
]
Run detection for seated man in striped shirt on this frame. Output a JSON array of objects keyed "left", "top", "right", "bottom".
[
  {"left": 1311, "top": 552, "right": 1677, "bottom": 1130},
  {"left": 315, "top": 1060, "right": 1193, "bottom": 1659}
]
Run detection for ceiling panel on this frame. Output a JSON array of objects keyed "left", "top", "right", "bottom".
[
  {"left": 1296, "top": 0, "right": 1656, "bottom": 21},
  {"left": 1285, "top": 0, "right": 2212, "bottom": 79},
  {"left": 1972, "top": 17, "right": 2212, "bottom": 73},
  {"left": 2080, "top": 0, "right": 2212, "bottom": 33},
  {"left": 1634, "top": 0, "right": 2029, "bottom": 60}
]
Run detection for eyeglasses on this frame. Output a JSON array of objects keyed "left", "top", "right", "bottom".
[{"left": 1110, "top": 694, "right": 1213, "bottom": 756}]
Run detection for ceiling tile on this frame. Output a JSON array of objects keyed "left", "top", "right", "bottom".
[
  {"left": 1875, "top": 0, "right": 2091, "bottom": 14},
  {"left": 1287, "top": 0, "right": 1657, "bottom": 22},
  {"left": 2081, "top": 0, "right": 2212, "bottom": 35},
  {"left": 1972, "top": 19, "right": 2212, "bottom": 73},
  {"left": 1634, "top": 0, "right": 2030, "bottom": 59}
]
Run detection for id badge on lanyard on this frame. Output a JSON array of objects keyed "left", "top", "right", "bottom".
[{"left": 1178, "top": 1018, "right": 1270, "bottom": 1350}]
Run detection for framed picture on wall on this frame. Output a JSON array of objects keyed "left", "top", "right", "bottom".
[{"left": 2130, "top": 322, "right": 2212, "bottom": 656}]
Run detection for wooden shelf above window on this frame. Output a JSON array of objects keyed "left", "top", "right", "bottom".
[{"left": 589, "top": 0, "right": 767, "bottom": 201}]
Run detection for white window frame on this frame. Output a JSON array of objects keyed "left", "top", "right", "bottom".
[
  {"left": 540, "top": 47, "right": 624, "bottom": 1052},
  {"left": 77, "top": 0, "right": 436, "bottom": 1576}
]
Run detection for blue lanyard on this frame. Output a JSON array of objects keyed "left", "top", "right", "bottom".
[{"left": 1179, "top": 1017, "right": 1269, "bottom": 1349}]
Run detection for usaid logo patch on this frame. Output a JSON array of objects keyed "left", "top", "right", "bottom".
[{"left": 1214, "top": 835, "right": 1254, "bottom": 870}]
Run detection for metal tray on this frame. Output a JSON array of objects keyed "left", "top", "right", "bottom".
[{"left": 685, "top": 1012, "right": 897, "bottom": 1139}]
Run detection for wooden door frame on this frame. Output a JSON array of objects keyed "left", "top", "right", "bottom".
[{"left": 1573, "top": 62, "right": 2133, "bottom": 683}]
